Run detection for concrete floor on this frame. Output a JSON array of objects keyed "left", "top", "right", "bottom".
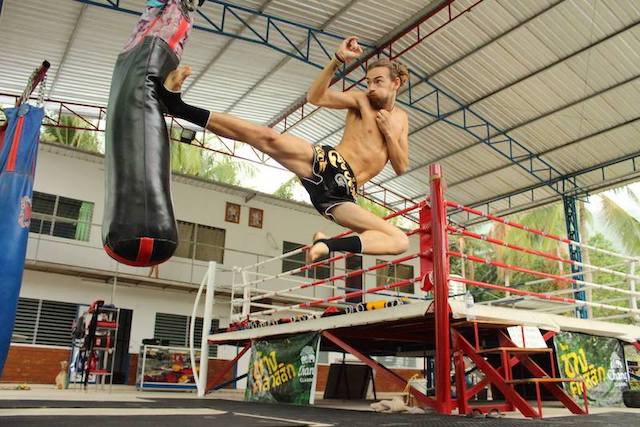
[{"left": 1, "top": 383, "right": 639, "bottom": 426}]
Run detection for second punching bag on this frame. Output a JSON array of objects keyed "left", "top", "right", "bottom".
[{"left": 103, "top": 1, "right": 196, "bottom": 266}]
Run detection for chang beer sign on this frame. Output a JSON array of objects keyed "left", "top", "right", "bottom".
[
  {"left": 245, "top": 332, "right": 321, "bottom": 405},
  {"left": 554, "top": 332, "right": 628, "bottom": 406}
]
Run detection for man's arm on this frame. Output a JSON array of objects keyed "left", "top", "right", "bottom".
[
  {"left": 377, "top": 110, "right": 409, "bottom": 176},
  {"left": 306, "top": 36, "right": 363, "bottom": 110}
]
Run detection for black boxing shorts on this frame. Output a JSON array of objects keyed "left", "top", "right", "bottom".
[{"left": 299, "top": 145, "right": 358, "bottom": 221}]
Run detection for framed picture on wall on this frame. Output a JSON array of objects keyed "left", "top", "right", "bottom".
[
  {"left": 249, "top": 208, "right": 264, "bottom": 229},
  {"left": 225, "top": 202, "right": 241, "bottom": 224}
]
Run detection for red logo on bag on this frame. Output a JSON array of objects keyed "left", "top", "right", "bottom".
[{"left": 18, "top": 196, "right": 32, "bottom": 228}]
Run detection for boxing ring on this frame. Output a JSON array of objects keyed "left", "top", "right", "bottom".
[{"left": 191, "top": 164, "right": 640, "bottom": 418}]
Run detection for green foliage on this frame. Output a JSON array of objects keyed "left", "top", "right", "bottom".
[
  {"left": 587, "top": 233, "right": 635, "bottom": 323},
  {"left": 170, "top": 131, "right": 256, "bottom": 186},
  {"left": 600, "top": 192, "right": 640, "bottom": 256},
  {"left": 41, "top": 115, "right": 100, "bottom": 152},
  {"left": 273, "top": 177, "right": 302, "bottom": 200},
  {"left": 452, "top": 195, "right": 638, "bottom": 323},
  {"left": 356, "top": 196, "right": 401, "bottom": 226}
]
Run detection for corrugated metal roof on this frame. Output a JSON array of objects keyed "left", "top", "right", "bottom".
[{"left": 0, "top": 0, "right": 638, "bottom": 222}]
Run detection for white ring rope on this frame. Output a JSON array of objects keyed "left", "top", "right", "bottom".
[
  {"left": 240, "top": 244, "right": 392, "bottom": 288},
  {"left": 238, "top": 254, "right": 420, "bottom": 305},
  {"left": 257, "top": 276, "right": 424, "bottom": 317},
  {"left": 244, "top": 301, "right": 319, "bottom": 314},
  {"left": 451, "top": 202, "right": 640, "bottom": 262},
  {"left": 241, "top": 246, "right": 308, "bottom": 272},
  {"left": 239, "top": 201, "right": 426, "bottom": 273}
]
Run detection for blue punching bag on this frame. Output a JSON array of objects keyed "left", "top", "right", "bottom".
[{"left": 0, "top": 104, "right": 45, "bottom": 375}]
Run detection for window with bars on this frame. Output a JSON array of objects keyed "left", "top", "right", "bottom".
[
  {"left": 373, "top": 355, "right": 418, "bottom": 368},
  {"left": 29, "top": 191, "right": 94, "bottom": 242},
  {"left": 175, "top": 220, "right": 225, "bottom": 263},
  {"left": 11, "top": 298, "right": 79, "bottom": 347},
  {"left": 281, "top": 241, "right": 331, "bottom": 279},
  {"left": 376, "top": 260, "right": 415, "bottom": 294},
  {"left": 153, "top": 313, "right": 218, "bottom": 357}
]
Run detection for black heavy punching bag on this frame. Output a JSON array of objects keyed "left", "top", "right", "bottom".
[{"left": 103, "top": 1, "right": 196, "bottom": 266}]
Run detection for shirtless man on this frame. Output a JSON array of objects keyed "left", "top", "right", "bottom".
[{"left": 156, "top": 36, "right": 410, "bottom": 263}]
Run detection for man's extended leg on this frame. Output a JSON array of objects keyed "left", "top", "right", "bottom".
[
  {"left": 163, "top": 67, "right": 313, "bottom": 178},
  {"left": 307, "top": 202, "right": 409, "bottom": 262}
]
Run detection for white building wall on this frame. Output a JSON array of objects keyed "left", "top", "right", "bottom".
[{"left": 21, "top": 143, "right": 426, "bottom": 366}]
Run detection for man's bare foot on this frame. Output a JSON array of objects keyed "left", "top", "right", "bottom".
[
  {"left": 306, "top": 231, "right": 329, "bottom": 264},
  {"left": 164, "top": 66, "right": 192, "bottom": 92}
]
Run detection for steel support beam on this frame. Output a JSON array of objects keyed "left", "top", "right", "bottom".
[
  {"left": 73, "top": 0, "right": 427, "bottom": 212},
  {"left": 398, "top": 75, "right": 640, "bottom": 188},
  {"left": 452, "top": 329, "right": 540, "bottom": 418},
  {"left": 563, "top": 196, "right": 588, "bottom": 319},
  {"left": 75, "top": 0, "right": 597, "bottom": 208},
  {"left": 266, "top": 0, "right": 455, "bottom": 127},
  {"left": 182, "top": 0, "right": 277, "bottom": 96},
  {"left": 318, "top": 0, "right": 566, "bottom": 151},
  {"left": 206, "top": 342, "right": 251, "bottom": 393},
  {"left": 498, "top": 331, "right": 586, "bottom": 415},
  {"left": 408, "top": 19, "right": 640, "bottom": 141},
  {"left": 48, "top": 4, "right": 88, "bottom": 98},
  {"left": 454, "top": 150, "right": 640, "bottom": 226},
  {"left": 300, "top": 67, "right": 586, "bottom": 200},
  {"left": 222, "top": 0, "right": 360, "bottom": 113},
  {"left": 321, "top": 331, "right": 438, "bottom": 410},
  {"left": 410, "top": 116, "right": 640, "bottom": 200},
  {"left": 74, "top": 0, "right": 370, "bottom": 65}
]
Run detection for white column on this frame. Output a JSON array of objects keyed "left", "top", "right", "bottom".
[
  {"left": 630, "top": 261, "right": 638, "bottom": 321},
  {"left": 241, "top": 270, "right": 250, "bottom": 318}
]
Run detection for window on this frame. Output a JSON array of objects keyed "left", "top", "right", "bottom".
[
  {"left": 282, "top": 241, "right": 331, "bottom": 280},
  {"left": 175, "top": 221, "right": 195, "bottom": 258},
  {"left": 12, "top": 298, "right": 39, "bottom": 344},
  {"left": 175, "top": 220, "right": 225, "bottom": 263},
  {"left": 153, "top": 313, "right": 218, "bottom": 357},
  {"left": 30, "top": 191, "right": 94, "bottom": 242},
  {"left": 11, "top": 298, "right": 79, "bottom": 347},
  {"left": 195, "top": 224, "right": 225, "bottom": 263},
  {"left": 376, "top": 260, "right": 415, "bottom": 294},
  {"left": 373, "top": 355, "right": 418, "bottom": 369}
]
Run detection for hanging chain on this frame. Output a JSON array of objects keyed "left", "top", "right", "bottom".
[{"left": 37, "top": 73, "right": 48, "bottom": 107}]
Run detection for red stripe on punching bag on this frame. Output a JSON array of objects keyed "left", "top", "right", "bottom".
[
  {"left": 142, "top": 15, "right": 162, "bottom": 38},
  {"left": 104, "top": 243, "right": 155, "bottom": 267},
  {"left": 137, "top": 237, "right": 154, "bottom": 264},
  {"left": 168, "top": 17, "right": 189, "bottom": 50},
  {"left": 7, "top": 116, "right": 25, "bottom": 172}
]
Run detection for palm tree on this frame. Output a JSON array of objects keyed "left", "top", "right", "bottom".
[
  {"left": 206, "top": 154, "right": 257, "bottom": 186},
  {"left": 169, "top": 128, "right": 257, "bottom": 185},
  {"left": 356, "top": 196, "right": 403, "bottom": 226},
  {"left": 600, "top": 188, "right": 640, "bottom": 255},
  {"left": 41, "top": 115, "right": 100, "bottom": 152},
  {"left": 171, "top": 138, "right": 205, "bottom": 176},
  {"left": 273, "top": 176, "right": 302, "bottom": 200},
  {"left": 488, "top": 203, "right": 570, "bottom": 293}
]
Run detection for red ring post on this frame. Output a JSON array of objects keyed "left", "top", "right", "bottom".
[{"left": 429, "top": 164, "right": 452, "bottom": 414}]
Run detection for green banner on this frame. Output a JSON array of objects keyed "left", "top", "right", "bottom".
[
  {"left": 554, "top": 332, "right": 628, "bottom": 406},
  {"left": 624, "top": 344, "right": 640, "bottom": 390},
  {"left": 245, "top": 332, "right": 320, "bottom": 405}
]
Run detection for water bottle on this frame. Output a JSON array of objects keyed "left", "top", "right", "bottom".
[{"left": 465, "top": 291, "right": 476, "bottom": 321}]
